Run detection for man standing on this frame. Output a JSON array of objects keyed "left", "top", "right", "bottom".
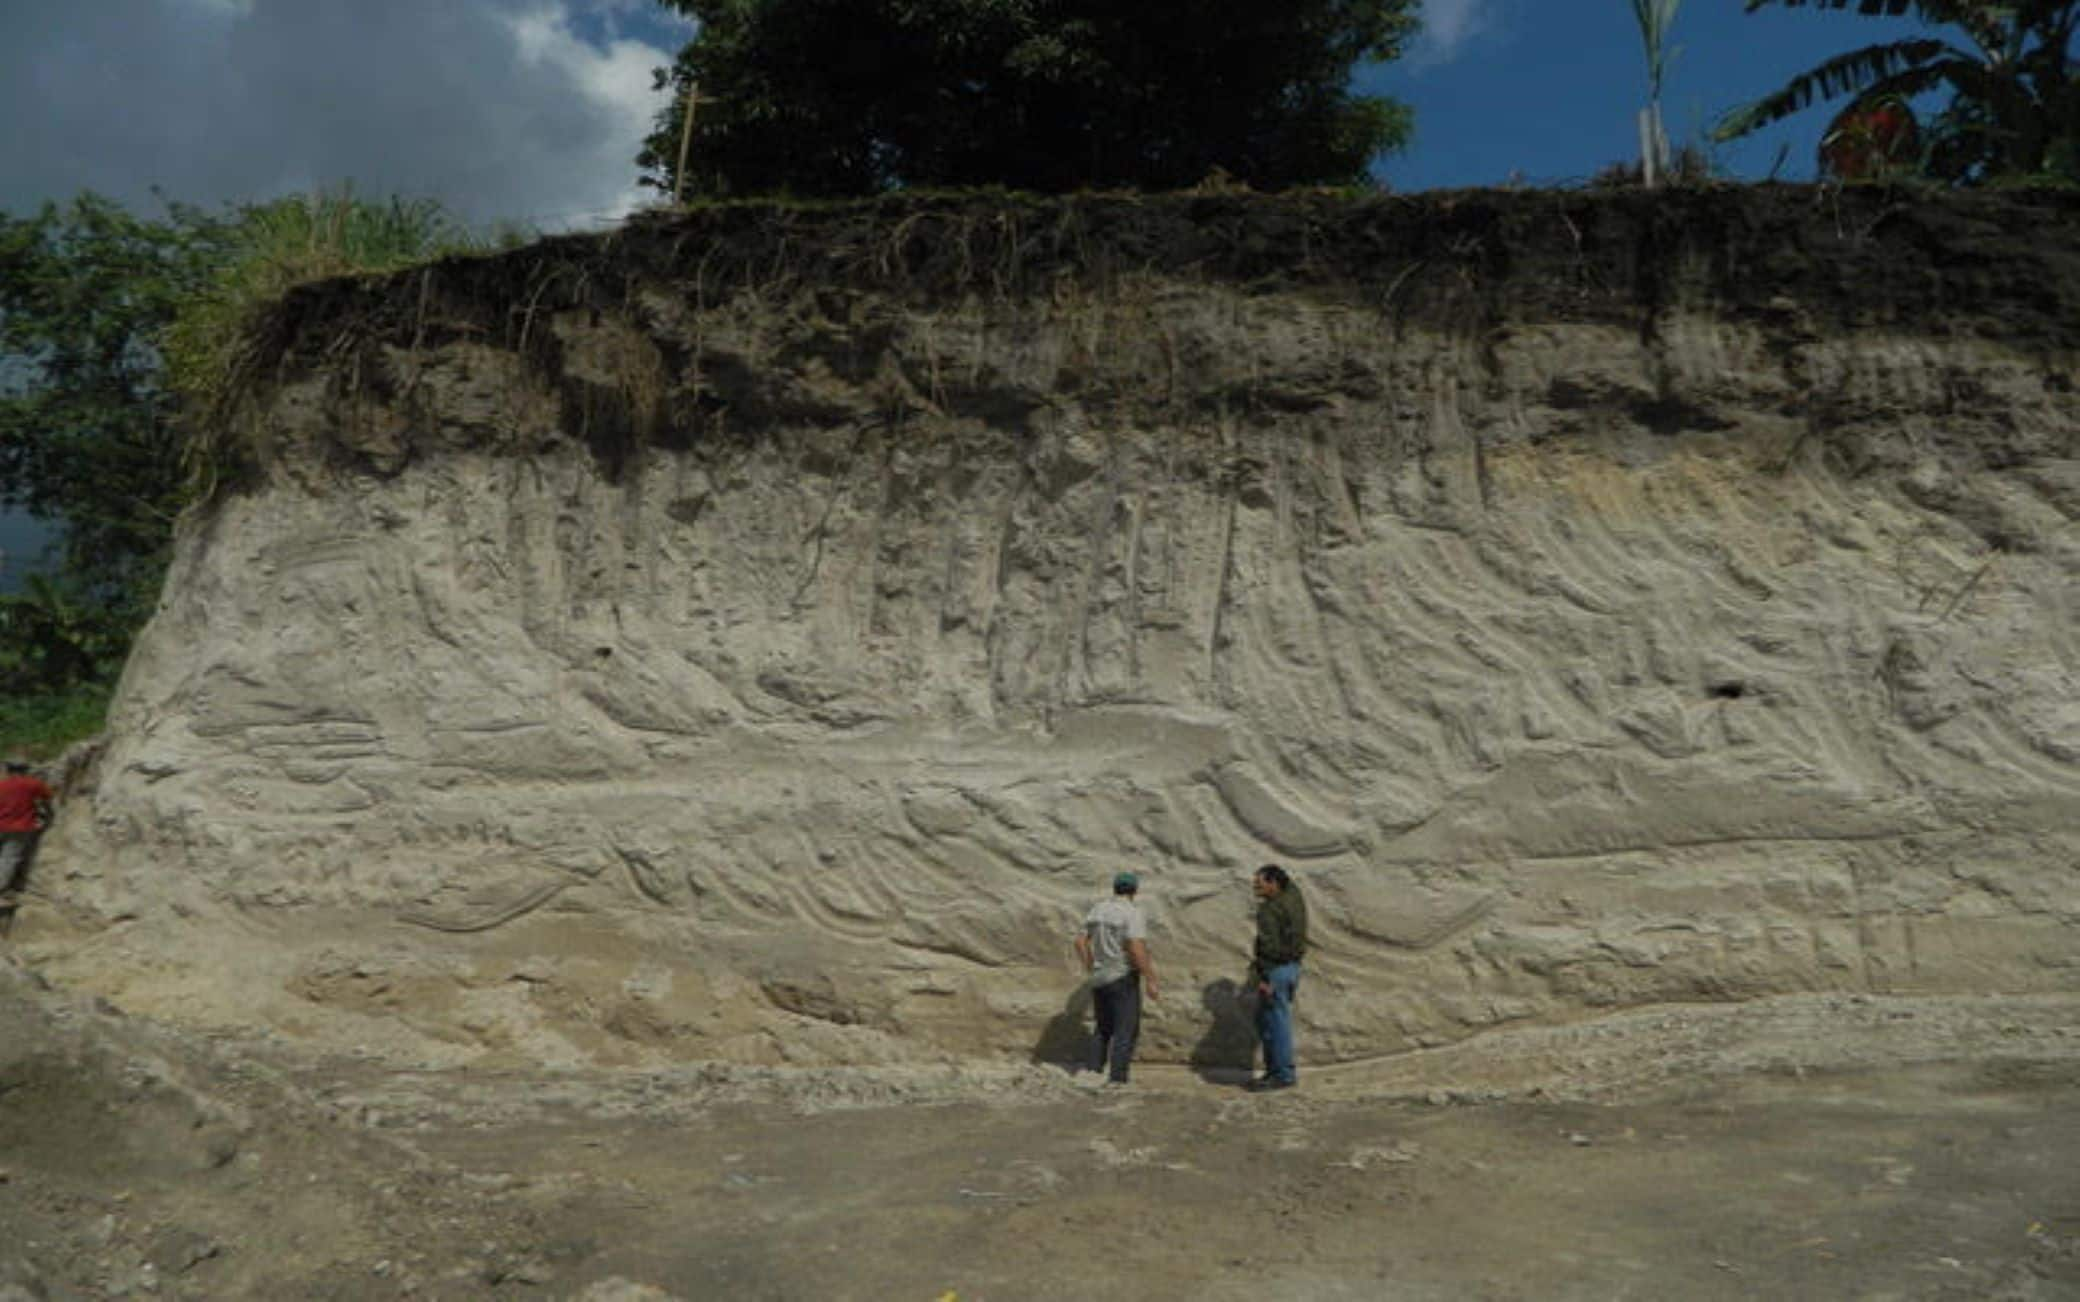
[
  {"left": 1074, "top": 871, "right": 1160, "bottom": 1085},
  {"left": 0, "top": 757, "right": 54, "bottom": 910},
  {"left": 1246, "top": 864, "right": 1307, "bottom": 1092}
]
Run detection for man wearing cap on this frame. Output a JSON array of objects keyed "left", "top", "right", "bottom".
[
  {"left": 0, "top": 758, "right": 55, "bottom": 909},
  {"left": 1074, "top": 871, "right": 1160, "bottom": 1085}
]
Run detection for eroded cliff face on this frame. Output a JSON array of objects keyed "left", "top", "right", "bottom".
[{"left": 36, "top": 187, "right": 2080, "bottom": 1067}]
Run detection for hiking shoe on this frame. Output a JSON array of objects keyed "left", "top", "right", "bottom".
[{"left": 1244, "top": 1075, "right": 1295, "bottom": 1093}]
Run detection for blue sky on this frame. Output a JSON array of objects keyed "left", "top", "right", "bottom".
[
  {"left": 0, "top": 513, "right": 48, "bottom": 593},
  {"left": 0, "top": 0, "right": 1947, "bottom": 226},
  {"left": 1371, "top": 0, "right": 1932, "bottom": 189}
]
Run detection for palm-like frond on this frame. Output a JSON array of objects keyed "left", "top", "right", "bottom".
[
  {"left": 1629, "top": 0, "right": 1684, "bottom": 96},
  {"left": 1741, "top": 0, "right": 1980, "bottom": 22},
  {"left": 1740, "top": 0, "right": 2064, "bottom": 61},
  {"left": 1725, "top": 0, "right": 2080, "bottom": 177},
  {"left": 1713, "top": 38, "right": 1957, "bottom": 137}
]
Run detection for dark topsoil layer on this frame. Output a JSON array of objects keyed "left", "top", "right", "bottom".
[
  {"left": 229, "top": 185, "right": 2080, "bottom": 481},
  {"left": 263, "top": 184, "right": 2080, "bottom": 359}
]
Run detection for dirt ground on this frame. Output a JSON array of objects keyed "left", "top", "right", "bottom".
[{"left": 3, "top": 955, "right": 2077, "bottom": 1301}]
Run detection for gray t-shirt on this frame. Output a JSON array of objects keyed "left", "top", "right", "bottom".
[{"left": 1083, "top": 897, "right": 1147, "bottom": 987}]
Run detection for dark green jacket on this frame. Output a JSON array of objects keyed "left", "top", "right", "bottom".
[{"left": 1248, "top": 884, "right": 1308, "bottom": 984}]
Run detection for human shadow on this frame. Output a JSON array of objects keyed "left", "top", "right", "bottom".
[
  {"left": 1030, "top": 983, "right": 1094, "bottom": 1073},
  {"left": 1189, "top": 978, "right": 1257, "bottom": 1086}
]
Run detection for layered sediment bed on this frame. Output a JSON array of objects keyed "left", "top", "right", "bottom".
[{"left": 33, "top": 186, "right": 2080, "bottom": 1066}]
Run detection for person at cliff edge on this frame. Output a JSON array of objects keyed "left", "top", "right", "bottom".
[
  {"left": 1246, "top": 863, "right": 1308, "bottom": 1092},
  {"left": 0, "top": 757, "right": 54, "bottom": 908},
  {"left": 1075, "top": 871, "right": 1160, "bottom": 1085}
]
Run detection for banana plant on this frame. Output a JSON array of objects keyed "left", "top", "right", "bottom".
[
  {"left": 1629, "top": 0, "right": 1686, "bottom": 185},
  {"left": 1714, "top": 1, "right": 2080, "bottom": 183}
]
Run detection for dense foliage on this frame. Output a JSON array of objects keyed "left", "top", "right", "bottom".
[
  {"left": 0, "top": 191, "right": 497, "bottom": 752},
  {"left": 0, "top": 195, "right": 232, "bottom": 622},
  {"left": 1715, "top": 0, "right": 2080, "bottom": 184},
  {"left": 639, "top": 0, "right": 1418, "bottom": 197}
]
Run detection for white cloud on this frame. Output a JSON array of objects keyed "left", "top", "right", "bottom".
[
  {"left": 1408, "top": 0, "right": 1496, "bottom": 70},
  {"left": 503, "top": 5, "right": 679, "bottom": 219},
  {"left": 0, "top": 0, "right": 686, "bottom": 231}
]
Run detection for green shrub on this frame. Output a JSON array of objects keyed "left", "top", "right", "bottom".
[
  {"left": 0, "top": 682, "right": 112, "bottom": 760},
  {"left": 3, "top": 187, "right": 520, "bottom": 734}
]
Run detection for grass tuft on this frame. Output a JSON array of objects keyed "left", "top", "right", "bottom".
[
  {"left": 0, "top": 683, "right": 112, "bottom": 760},
  {"left": 166, "top": 189, "right": 522, "bottom": 490}
]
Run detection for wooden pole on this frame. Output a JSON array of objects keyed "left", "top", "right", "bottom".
[{"left": 672, "top": 81, "right": 701, "bottom": 206}]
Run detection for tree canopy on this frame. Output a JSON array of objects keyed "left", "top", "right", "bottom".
[
  {"left": 639, "top": 0, "right": 1419, "bottom": 198},
  {"left": 1714, "top": 0, "right": 2080, "bottom": 184},
  {"left": 0, "top": 191, "right": 496, "bottom": 708},
  {"left": 0, "top": 194, "right": 231, "bottom": 617}
]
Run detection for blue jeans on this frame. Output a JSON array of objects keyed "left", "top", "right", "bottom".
[{"left": 1255, "top": 962, "right": 1301, "bottom": 1083}]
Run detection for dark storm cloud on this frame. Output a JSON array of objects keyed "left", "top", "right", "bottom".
[{"left": 0, "top": 0, "right": 690, "bottom": 228}]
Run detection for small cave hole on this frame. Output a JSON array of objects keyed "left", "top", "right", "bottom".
[
  {"left": 1708, "top": 681, "right": 1747, "bottom": 701},
  {"left": 595, "top": 646, "right": 614, "bottom": 659}
]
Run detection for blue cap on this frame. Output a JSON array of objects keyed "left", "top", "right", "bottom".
[{"left": 1113, "top": 871, "right": 1139, "bottom": 893}]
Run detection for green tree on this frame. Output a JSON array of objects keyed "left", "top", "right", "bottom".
[
  {"left": 639, "top": 0, "right": 1419, "bottom": 198},
  {"left": 1713, "top": 1, "right": 2080, "bottom": 184},
  {"left": 0, "top": 193, "right": 234, "bottom": 619},
  {"left": 0, "top": 574, "right": 128, "bottom": 691},
  {"left": 0, "top": 189, "right": 499, "bottom": 709}
]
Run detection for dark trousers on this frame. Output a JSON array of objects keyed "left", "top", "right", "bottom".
[
  {"left": 0, "top": 830, "right": 38, "bottom": 895},
  {"left": 1089, "top": 974, "right": 1142, "bottom": 1082}
]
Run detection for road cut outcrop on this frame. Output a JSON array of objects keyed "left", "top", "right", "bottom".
[{"left": 30, "top": 186, "right": 2080, "bottom": 1068}]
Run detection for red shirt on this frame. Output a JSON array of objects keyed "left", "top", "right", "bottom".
[{"left": 0, "top": 774, "right": 53, "bottom": 833}]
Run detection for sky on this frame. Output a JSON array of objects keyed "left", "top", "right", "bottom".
[
  {"left": 0, "top": 0, "right": 1945, "bottom": 583},
  {"left": 0, "top": 0, "right": 1945, "bottom": 226},
  {"left": 1376, "top": 0, "right": 1932, "bottom": 189},
  {"left": 0, "top": 0, "right": 696, "bottom": 232}
]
